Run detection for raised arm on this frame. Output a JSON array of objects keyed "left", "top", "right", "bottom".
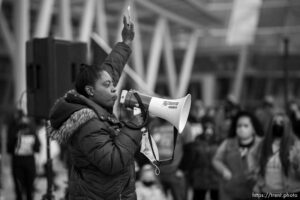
[
  {"left": 212, "top": 140, "right": 232, "bottom": 180},
  {"left": 101, "top": 16, "right": 135, "bottom": 85}
]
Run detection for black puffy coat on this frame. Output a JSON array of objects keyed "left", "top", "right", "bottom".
[{"left": 47, "top": 42, "right": 142, "bottom": 200}]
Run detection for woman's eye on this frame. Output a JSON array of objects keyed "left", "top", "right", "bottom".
[{"left": 103, "top": 81, "right": 111, "bottom": 87}]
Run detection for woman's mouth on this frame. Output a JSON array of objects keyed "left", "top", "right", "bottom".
[{"left": 112, "top": 95, "right": 118, "bottom": 101}]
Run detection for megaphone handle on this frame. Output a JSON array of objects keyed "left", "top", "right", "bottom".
[{"left": 132, "top": 92, "right": 147, "bottom": 120}]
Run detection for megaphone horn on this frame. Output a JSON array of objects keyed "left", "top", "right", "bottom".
[{"left": 119, "top": 90, "right": 191, "bottom": 133}]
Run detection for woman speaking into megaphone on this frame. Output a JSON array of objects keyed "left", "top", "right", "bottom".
[{"left": 47, "top": 16, "right": 147, "bottom": 200}]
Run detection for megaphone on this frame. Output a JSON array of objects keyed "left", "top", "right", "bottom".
[{"left": 119, "top": 90, "right": 191, "bottom": 133}]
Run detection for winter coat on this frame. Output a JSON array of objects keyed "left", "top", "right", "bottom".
[
  {"left": 184, "top": 138, "right": 219, "bottom": 190},
  {"left": 213, "top": 136, "right": 262, "bottom": 200},
  {"left": 47, "top": 42, "right": 143, "bottom": 200}
]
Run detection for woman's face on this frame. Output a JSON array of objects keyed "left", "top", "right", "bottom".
[
  {"left": 89, "top": 71, "right": 117, "bottom": 108},
  {"left": 236, "top": 116, "right": 254, "bottom": 140}
]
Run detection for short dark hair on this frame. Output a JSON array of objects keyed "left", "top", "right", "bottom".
[{"left": 75, "top": 64, "right": 104, "bottom": 97}]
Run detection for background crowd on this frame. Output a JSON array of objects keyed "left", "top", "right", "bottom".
[{"left": 4, "top": 94, "right": 300, "bottom": 200}]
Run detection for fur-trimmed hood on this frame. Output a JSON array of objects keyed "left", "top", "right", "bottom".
[
  {"left": 47, "top": 90, "right": 110, "bottom": 144},
  {"left": 47, "top": 108, "right": 97, "bottom": 144}
]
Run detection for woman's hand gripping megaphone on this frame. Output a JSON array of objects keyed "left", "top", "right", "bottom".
[
  {"left": 120, "top": 90, "right": 149, "bottom": 129},
  {"left": 120, "top": 90, "right": 141, "bottom": 115}
]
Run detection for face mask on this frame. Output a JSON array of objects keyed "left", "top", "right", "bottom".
[
  {"left": 273, "top": 123, "right": 284, "bottom": 138},
  {"left": 142, "top": 181, "right": 155, "bottom": 187}
]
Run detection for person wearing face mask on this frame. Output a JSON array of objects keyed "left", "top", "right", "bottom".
[
  {"left": 212, "top": 111, "right": 263, "bottom": 200},
  {"left": 47, "top": 17, "right": 147, "bottom": 200},
  {"left": 254, "top": 113, "right": 300, "bottom": 198}
]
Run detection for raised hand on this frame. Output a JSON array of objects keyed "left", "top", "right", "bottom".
[{"left": 122, "top": 16, "right": 134, "bottom": 45}]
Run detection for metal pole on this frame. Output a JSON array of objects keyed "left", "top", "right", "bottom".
[
  {"left": 0, "top": 12, "right": 15, "bottom": 60},
  {"left": 202, "top": 74, "right": 216, "bottom": 107},
  {"left": 282, "top": 37, "right": 289, "bottom": 110},
  {"left": 163, "top": 21, "right": 177, "bottom": 98},
  {"left": 95, "top": 0, "right": 108, "bottom": 43},
  {"left": 42, "top": 120, "right": 55, "bottom": 200},
  {"left": 59, "top": 0, "right": 73, "bottom": 40},
  {"left": 13, "top": 0, "right": 29, "bottom": 113},
  {"left": 34, "top": 0, "right": 55, "bottom": 38},
  {"left": 232, "top": 45, "right": 248, "bottom": 103},
  {"left": 131, "top": 2, "right": 145, "bottom": 80},
  {"left": 146, "top": 17, "right": 166, "bottom": 91},
  {"left": 176, "top": 30, "right": 199, "bottom": 98},
  {"left": 78, "top": 0, "right": 96, "bottom": 42}
]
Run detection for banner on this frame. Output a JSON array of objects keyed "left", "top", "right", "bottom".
[{"left": 226, "top": 0, "right": 262, "bottom": 46}]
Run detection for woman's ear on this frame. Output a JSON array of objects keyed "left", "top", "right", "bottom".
[{"left": 85, "top": 86, "right": 94, "bottom": 97}]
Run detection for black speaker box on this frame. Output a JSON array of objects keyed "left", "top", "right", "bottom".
[
  {"left": 91, "top": 37, "right": 108, "bottom": 66},
  {"left": 26, "top": 37, "right": 87, "bottom": 119}
]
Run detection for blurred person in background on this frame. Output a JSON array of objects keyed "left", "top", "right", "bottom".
[
  {"left": 47, "top": 17, "right": 147, "bottom": 200},
  {"left": 287, "top": 100, "right": 300, "bottom": 138},
  {"left": 7, "top": 109, "right": 41, "bottom": 200},
  {"left": 212, "top": 111, "right": 263, "bottom": 200},
  {"left": 188, "top": 99, "right": 205, "bottom": 144},
  {"left": 255, "top": 95, "right": 275, "bottom": 135},
  {"left": 182, "top": 116, "right": 220, "bottom": 200},
  {"left": 215, "top": 95, "right": 241, "bottom": 142},
  {"left": 135, "top": 164, "right": 167, "bottom": 200},
  {"left": 189, "top": 99, "right": 206, "bottom": 123},
  {"left": 150, "top": 119, "right": 192, "bottom": 200},
  {"left": 254, "top": 113, "right": 300, "bottom": 198}
]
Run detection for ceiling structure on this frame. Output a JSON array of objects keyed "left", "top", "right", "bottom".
[
  {"left": 1, "top": 0, "right": 300, "bottom": 56},
  {"left": 101, "top": 0, "right": 300, "bottom": 55},
  {"left": 1, "top": 0, "right": 300, "bottom": 106}
]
